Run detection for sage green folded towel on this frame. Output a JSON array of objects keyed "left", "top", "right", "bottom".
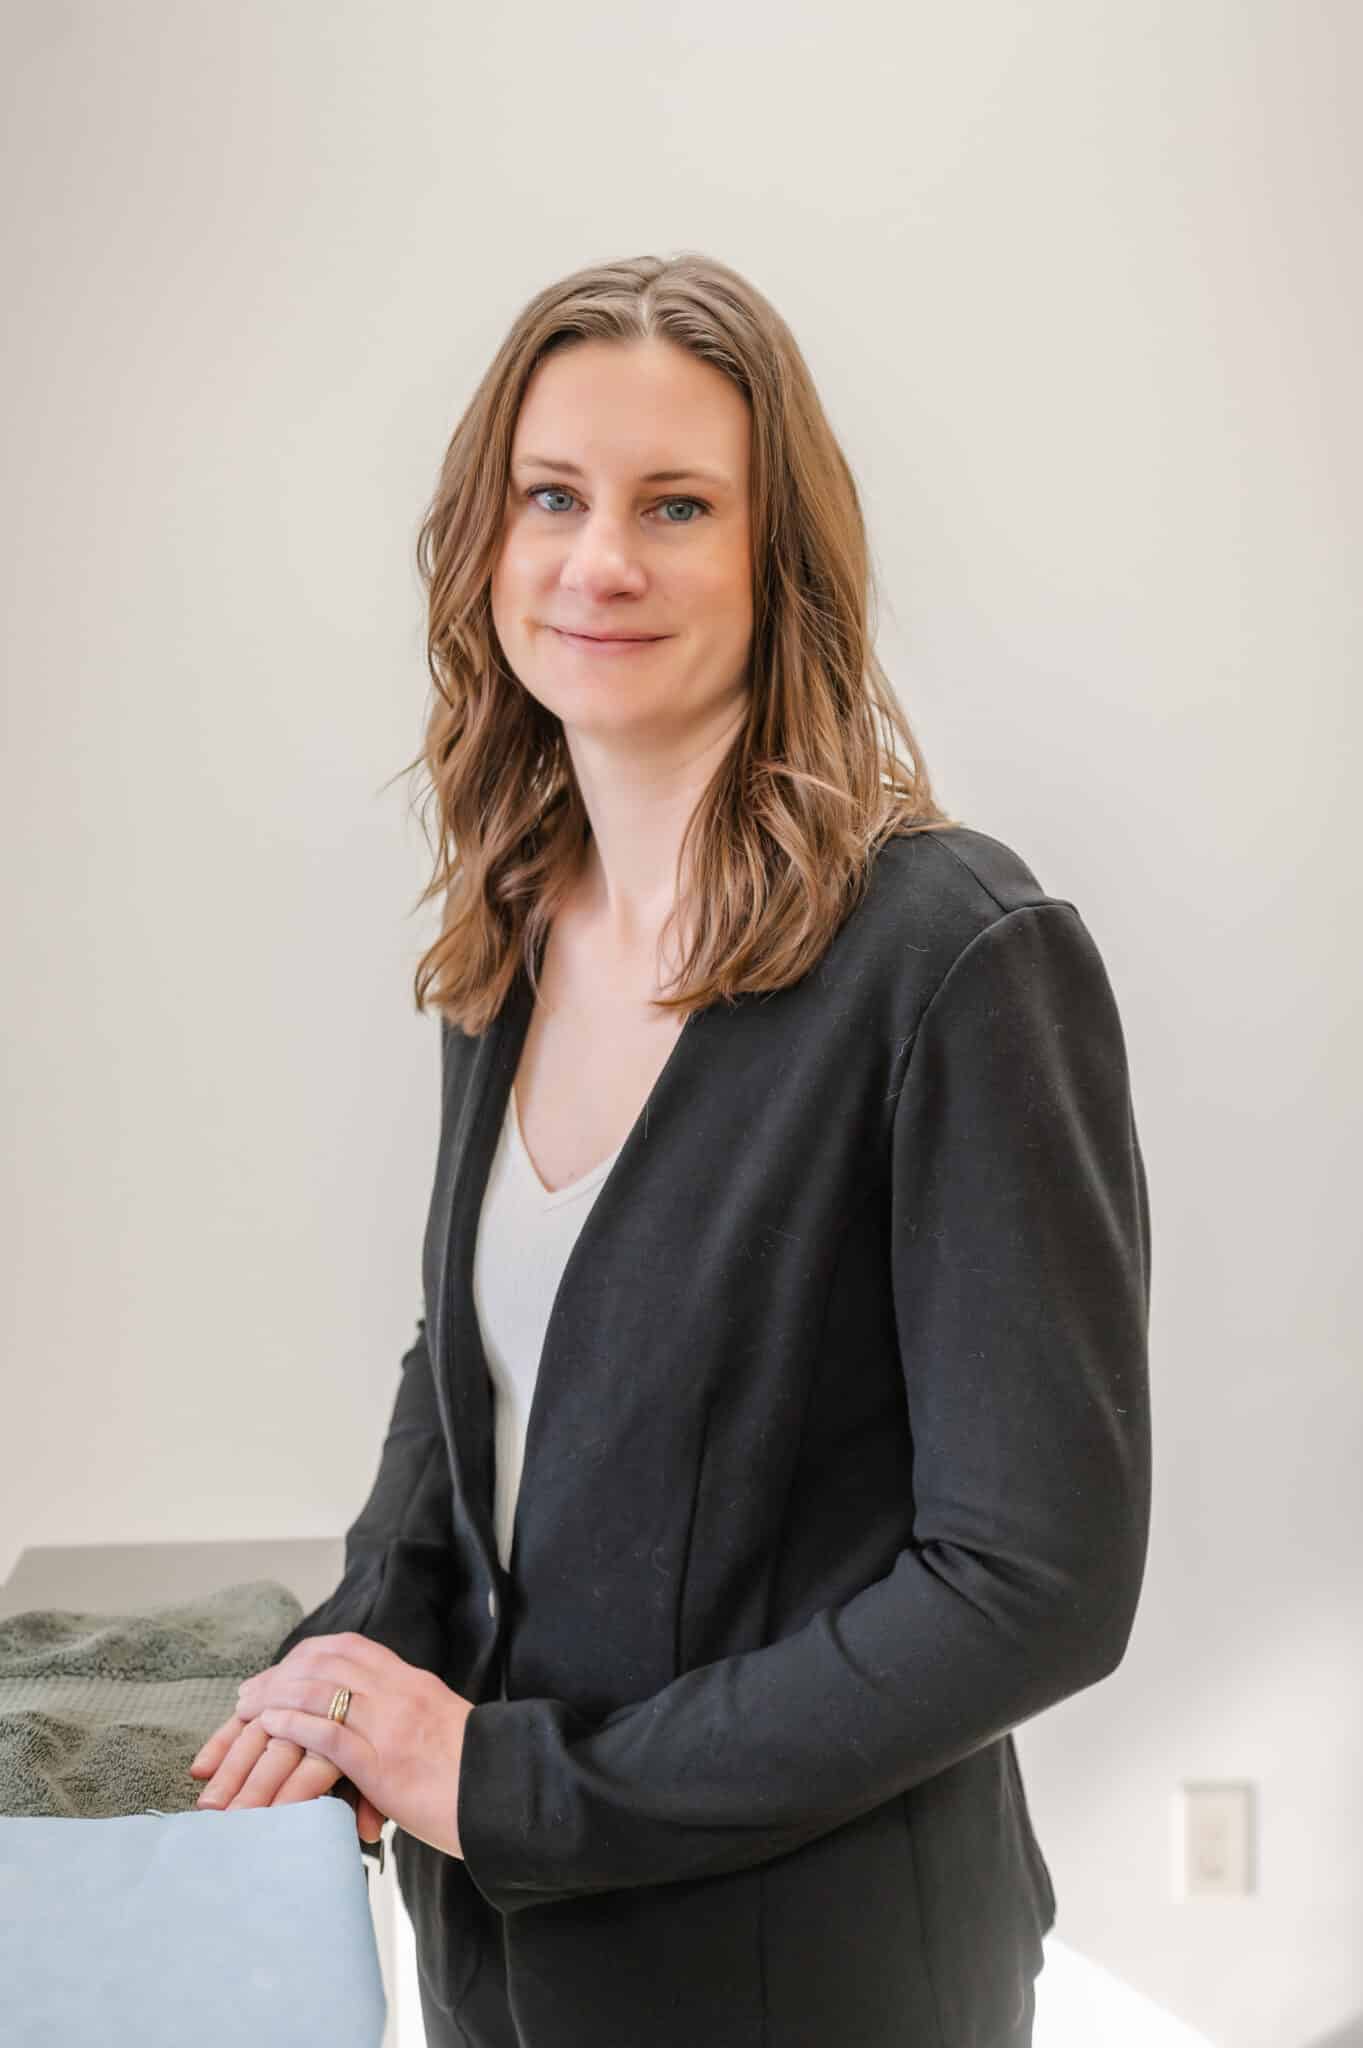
[{"left": 0, "top": 1578, "right": 303, "bottom": 1818}]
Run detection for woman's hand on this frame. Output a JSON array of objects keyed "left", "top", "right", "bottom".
[
  {"left": 189, "top": 1712, "right": 388, "bottom": 1845},
  {"left": 201, "top": 1631, "right": 475, "bottom": 1860}
]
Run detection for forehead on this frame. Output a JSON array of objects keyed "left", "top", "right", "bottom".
[{"left": 509, "top": 339, "right": 749, "bottom": 486}]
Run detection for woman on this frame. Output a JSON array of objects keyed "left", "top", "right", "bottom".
[{"left": 190, "top": 251, "right": 1151, "bottom": 2048}]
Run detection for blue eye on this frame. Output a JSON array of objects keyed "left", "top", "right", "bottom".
[{"left": 524, "top": 486, "right": 710, "bottom": 525}]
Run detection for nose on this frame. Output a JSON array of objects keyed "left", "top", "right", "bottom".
[{"left": 558, "top": 512, "right": 650, "bottom": 598}]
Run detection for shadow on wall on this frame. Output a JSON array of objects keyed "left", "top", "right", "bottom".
[
  {"left": 1034, "top": 1939, "right": 1216, "bottom": 2048},
  {"left": 1301, "top": 2015, "right": 1363, "bottom": 2048}
]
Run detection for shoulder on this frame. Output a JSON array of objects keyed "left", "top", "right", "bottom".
[
  {"left": 868, "top": 820, "right": 1058, "bottom": 923},
  {"left": 859, "top": 822, "right": 1132, "bottom": 1080},
  {"left": 848, "top": 820, "right": 1074, "bottom": 985},
  {"left": 809, "top": 820, "right": 1126, "bottom": 1073}
]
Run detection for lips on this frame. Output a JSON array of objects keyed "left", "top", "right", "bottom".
[{"left": 552, "top": 628, "right": 665, "bottom": 643}]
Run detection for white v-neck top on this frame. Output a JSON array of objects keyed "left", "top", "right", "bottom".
[{"left": 472, "top": 1085, "right": 625, "bottom": 1594}]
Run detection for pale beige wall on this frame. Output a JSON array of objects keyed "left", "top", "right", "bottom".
[{"left": 2, "top": 4, "right": 1357, "bottom": 2043}]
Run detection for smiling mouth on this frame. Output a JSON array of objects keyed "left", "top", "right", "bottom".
[{"left": 550, "top": 628, "right": 668, "bottom": 647}]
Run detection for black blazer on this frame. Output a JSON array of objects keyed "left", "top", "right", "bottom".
[{"left": 273, "top": 823, "right": 1152, "bottom": 2048}]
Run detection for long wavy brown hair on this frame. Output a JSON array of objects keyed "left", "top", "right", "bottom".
[{"left": 399, "top": 250, "right": 959, "bottom": 1037}]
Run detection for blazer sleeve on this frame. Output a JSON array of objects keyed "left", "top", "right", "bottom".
[
  {"left": 455, "top": 898, "right": 1153, "bottom": 1913},
  {"left": 265, "top": 1313, "right": 465, "bottom": 1676}
]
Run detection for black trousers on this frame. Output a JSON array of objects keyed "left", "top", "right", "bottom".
[
  {"left": 413, "top": 1910, "right": 520, "bottom": 2048},
  {"left": 410, "top": 1915, "right": 1038, "bottom": 2048}
]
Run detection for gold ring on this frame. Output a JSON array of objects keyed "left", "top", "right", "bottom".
[{"left": 327, "top": 1686, "right": 352, "bottom": 1725}]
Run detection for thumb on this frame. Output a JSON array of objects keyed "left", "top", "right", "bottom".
[{"left": 356, "top": 1792, "right": 388, "bottom": 1843}]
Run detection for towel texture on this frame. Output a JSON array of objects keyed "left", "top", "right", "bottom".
[{"left": 0, "top": 1578, "right": 303, "bottom": 1818}]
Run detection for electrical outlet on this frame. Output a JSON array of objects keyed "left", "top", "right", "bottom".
[{"left": 1173, "top": 1781, "right": 1255, "bottom": 1898}]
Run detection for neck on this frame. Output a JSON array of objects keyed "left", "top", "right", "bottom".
[{"left": 565, "top": 699, "right": 747, "bottom": 952}]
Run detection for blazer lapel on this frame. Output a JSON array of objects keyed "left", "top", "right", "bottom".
[{"left": 427, "top": 951, "right": 720, "bottom": 1592}]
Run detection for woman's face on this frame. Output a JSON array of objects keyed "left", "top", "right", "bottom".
[{"left": 491, "top": 338, "right": 754, "bottom": 750}]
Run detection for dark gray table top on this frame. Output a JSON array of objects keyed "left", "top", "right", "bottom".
[{"left": 0, "top": 1537, "right": 343, "bottom": 1621}]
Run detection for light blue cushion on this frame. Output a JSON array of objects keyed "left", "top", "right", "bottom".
[{"left": 0, "top": 1798, "right": 387, "bottom": 2047}]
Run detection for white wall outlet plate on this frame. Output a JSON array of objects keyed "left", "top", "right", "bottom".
[{"left": 1173, "top": 1780, "right": 1256, "bottom": 1898}]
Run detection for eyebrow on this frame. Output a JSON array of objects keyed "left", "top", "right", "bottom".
[{"left": 512, "top": 455, "right": 732, "bottom": 489}]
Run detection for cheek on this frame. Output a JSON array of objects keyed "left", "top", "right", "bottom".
[
  {"left": 701, "top": 570, "right": 754, "bottom": 648},
  {"left": 493, "top": 537, "right": 556, "bottom": 611},
  {"left": 489, "top": 548, "right": 531, "bottom": 628},
  {"left": 697, "top": 538, "right": 752, "bottom": 609}
]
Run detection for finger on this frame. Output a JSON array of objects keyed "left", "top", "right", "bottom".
[
  {"left": 268, "top": 1751, "right": 347, "bottom": 1807},
  {"left": 236, "top": 1670, "right": 354, "bottom": 1725},
  {"left": 191, "top": 1711, "right": 260, "bottom": 1774},
  {"left": 197, "top": 1722, "right": 293, "bottom": 1809},
  {"left": 196, "top": 1721, "right": 277, "bottom": 1806},
  {"left": 333, "top": 1777, "right": 360, "bottom": 1812},
  {"left": 224, "top": 1735, "right": 317, "bottom": 1811},
  {"left": 258, "top": 1705, "right": 367, "bottom": 1790},
  {"left": 188, "top": 1714, "right": 245, "bottom": 1778},
  {"left": 296, "top": 1631, "right": 396, "bottom": 1671},
  {"left": 356, "top": 1794, "right": 388, "bottom": 1842},
  {"left": 235, "top": 1674, "right": 329, "bottom": 1725},
  {"left": 235, "top": 1632, "right": 401, "bottom": 1717},
  {"left": 240, "top": 1675, "right": 374, "bottom": 1741}
]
